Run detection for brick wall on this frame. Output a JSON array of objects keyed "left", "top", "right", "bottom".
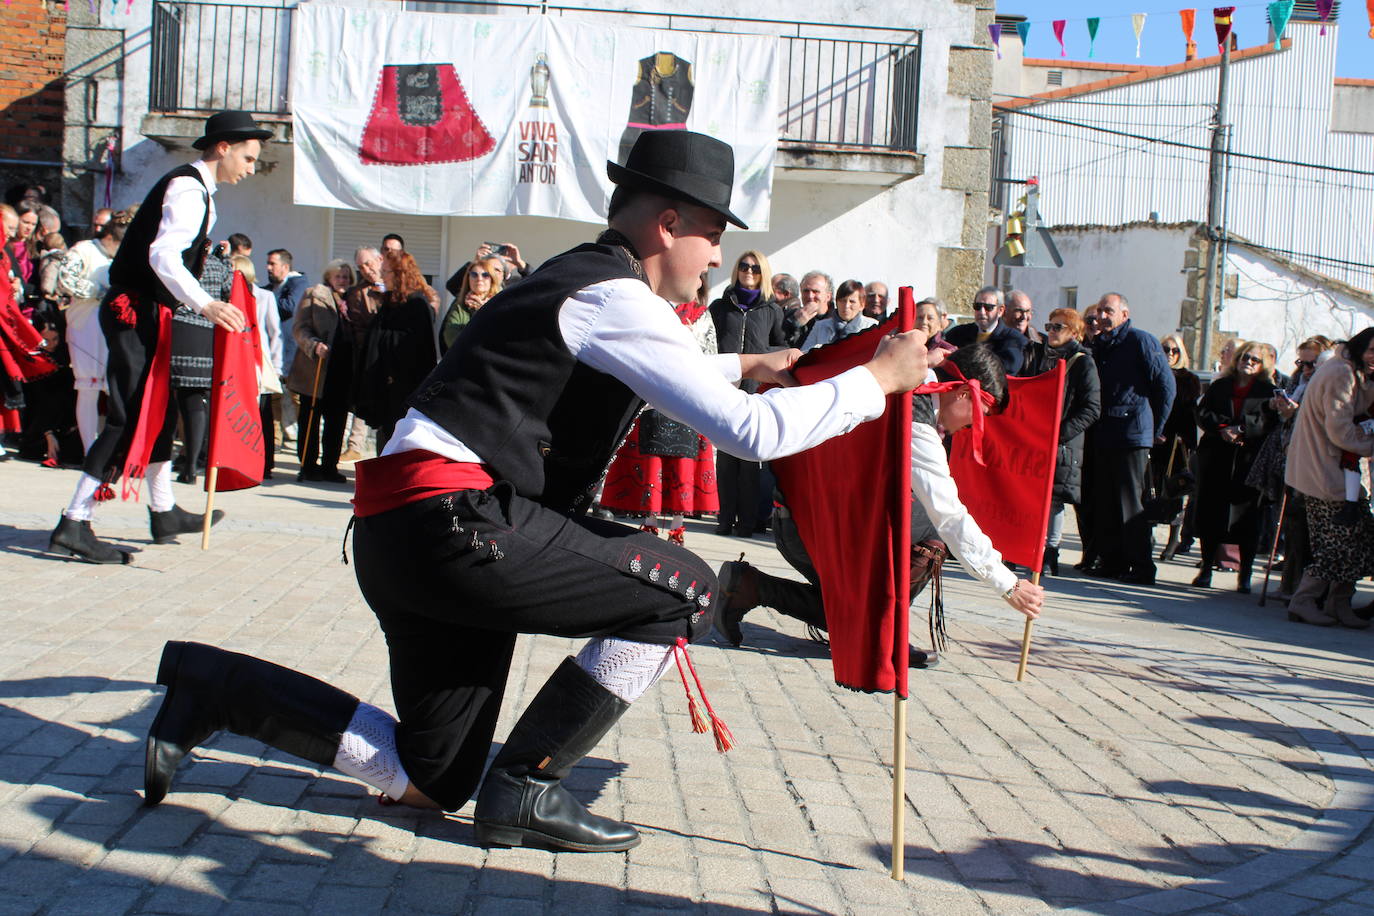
[{"left": 1, "top": 0, "right": 67, "bottom": 163}]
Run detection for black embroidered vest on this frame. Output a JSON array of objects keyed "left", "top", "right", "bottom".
[
  {"left": 408, "top": 239, "right": 648, "bottom": 514},
  {"left": 108, "top": 163, "right": 211, "bottom": 309}
]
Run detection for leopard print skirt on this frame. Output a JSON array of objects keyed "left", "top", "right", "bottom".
[{"left": 1304, "top": 496, "right": 1374, "bottom": 582}]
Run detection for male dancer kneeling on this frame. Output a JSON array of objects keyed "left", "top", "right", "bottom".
[
  {"left": 715, "top": 343, "right": 1044, "bottom": 656},
  {"left": 142, "top": 131, "right": 932, "bottom": 852}
]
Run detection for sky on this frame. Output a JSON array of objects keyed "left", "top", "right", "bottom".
[{"left": 1000, "top": 2, "right": 1373, "bottom": 78}]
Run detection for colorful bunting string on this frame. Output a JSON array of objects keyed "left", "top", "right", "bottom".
[
  {"left": 1053, "top": 19, "right": 1068, "bottom": 56},
  {"left": 1087, "top": 17, "right": 1101, "bottom": 57},
  {"left": 988, "top": 22, "right": 1003, "bottom": 59},
  {"left": 1268, "top": 0, "right": 1295, "bottom": 49},
  {"left": 1132, "top": 13, "right": 1148, "bottom": 57}
]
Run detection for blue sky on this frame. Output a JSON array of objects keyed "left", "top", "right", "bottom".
[{"left": 1001, "top": 2, "right": 1373, "bottom": 78}]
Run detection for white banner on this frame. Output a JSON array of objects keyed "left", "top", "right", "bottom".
[{"left": 290, "top": 6, "right": 778, "bottom": 228}]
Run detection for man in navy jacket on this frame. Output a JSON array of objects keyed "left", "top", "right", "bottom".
[
  {"left": 944, "top": 286, "right": 1027, "bottom": 376},
  {"left": 1087, "top": 292, "right": 1176, "bottom": 584}
]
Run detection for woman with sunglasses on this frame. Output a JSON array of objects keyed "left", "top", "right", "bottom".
[
  {"left": 1191, "top": 341, "right": 1279, "bottom": 592},
  {"left": 439, "top": 256, "right": 506, "bottom": 353},
  {"left": 708, "top": 249, "right": 787, "bottom": 536},
  {"left": 1154, "top": 335, "right": 1202, "bottom": 562},
  {"left": 1024, "top": 308, "right": 1100, "bottom": 575}
]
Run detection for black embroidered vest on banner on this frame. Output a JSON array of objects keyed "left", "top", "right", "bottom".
[
  {"left": 409, "top": 239, "right": 649, "bottom": 514},
  {"left": 108, "top": 163, "right": 211, "bottom": 310}
]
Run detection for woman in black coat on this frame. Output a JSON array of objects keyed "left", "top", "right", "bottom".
[
  {"left": 1154, "top": 334, "right": 1202, "bottom": 560},
  {"left": 708, "top": 249, "right": 787, "bottom": 536},
  {"left": 1192, "top": 341, "right": 1279, "bottom": 592},
  {"left": 1026, "top": 307, "right": 1100, "bottom": 575},
  {"left": 353, "top": 251, "right": 438, "bottom": 454}
]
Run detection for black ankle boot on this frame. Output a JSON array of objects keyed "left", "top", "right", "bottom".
[
  {"left": 475, "top": 657, "right": 639, "bottom": 852},
  {"left": 48, "top": 515, "right": 132, "bottom": 565},
  {"left": 715, "top": 560, "right": 759, "bottom": 647},
  {"left": 1042, "top": 546, "right": 1059, "bottom": 577},
  {"left": 144, "top": 641, "right": 359, "bottom": 806},
  {"left": 149, "top": 505, "right": 225, "bottom": 544}
]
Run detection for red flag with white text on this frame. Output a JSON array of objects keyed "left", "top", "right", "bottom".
[
  {"left": 205, "top": 272, "right": 265, "bottom": 492},
  {"left": 947, "top": 363, "right": 1065, "bottom": 570},
  {"left": 771, "top": 296, "right": 914, "bottom": 697}
]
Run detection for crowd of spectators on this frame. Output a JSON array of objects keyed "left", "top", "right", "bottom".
[{"left": 3, "top": 186, "right": 1371, "bottom": 627}]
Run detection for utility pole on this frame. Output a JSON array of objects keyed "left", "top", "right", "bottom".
[{"left": 1200, "top": 41, "right": 1232, "bottom": 372}]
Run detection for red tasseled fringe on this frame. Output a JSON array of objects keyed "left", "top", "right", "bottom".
[
  {"left": 93, "top": 484, "right": 115, "bottom": 502},
  {"left": 673, "top": 637, "right": 733, "bottom": 752}
]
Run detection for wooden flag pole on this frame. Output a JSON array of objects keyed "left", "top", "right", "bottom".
[
  {"left": 201, "top": 466, "right": 218, "bottom": 550},
  {"left": 1016, "top": 570, "right": 1041, "bottom": 681},
  {"left": 890, "top": 692, "right": 908, "bottom": 879}
]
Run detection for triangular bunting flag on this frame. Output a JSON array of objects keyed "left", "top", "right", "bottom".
[
  {"left": 1181, "top": 8, "right": 1198, "bottom": 59},
  {"left": 1053, "top": 19, "right": 1068, "bottom": 56},
  {"left": 989, "top": 22, "right": 1003, "bottom": 59},
  {"left": 1269, "top": 0, "right": 1295, "bottom": 49},
  {"left": 1214, "top": 6, "right": 1236, "bottom": 53},
  {"left": 1016, "top": 20, "right": 1031, "bottom": 49},
  {"left": 1133, "top": 13, "right": 1147, "bottom": 58},
  {"left": 1087, "top": 18, "right": 1101, "bottom": 58},
  {"left": 1317, "top": 0, "right": 1334, "bottom": 35}
]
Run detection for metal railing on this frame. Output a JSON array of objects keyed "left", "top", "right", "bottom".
[{"left": 149, "top": 1, "right": 921, "bottom": 152}]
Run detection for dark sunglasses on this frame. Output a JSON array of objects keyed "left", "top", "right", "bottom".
[
  {"left": 469, "top": 270, "right": 494, "bottom": 279},
  {"left": 738, "top": 263, "right": 762, "bottom": 274},
  {"left": 1044, "top": 322, "right": 1068, "bottom": 333},
  {"left": 970, "top": 302, "right": 998, "bottom": 312},
  {"left": 1238, "top": 354, "right": 1263, "bottom": 364},
  {"left": 1162, "top": 346, "right": 1181, "bottom": 355},
  {"left": 1296, "top": 359, "right": 1315, "bottom": 369}
]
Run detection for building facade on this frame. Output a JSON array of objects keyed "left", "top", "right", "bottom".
[
  {"left": 989, "top": 5, "right": 1374, "bottom": 365},
  {"left": 33, "top": 0, "right": 997, "bottom": 309}
]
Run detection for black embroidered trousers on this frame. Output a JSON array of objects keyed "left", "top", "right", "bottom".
[{"left": 351, "top": 482, "right": 717, "bottom": 810}]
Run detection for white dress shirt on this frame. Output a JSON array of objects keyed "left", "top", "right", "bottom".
[
  {"left": 386, "top": 277, "right": 887, "bottom": 464},
  {"left": 910, "top": 413, "right": 1017, "bottom": 595},
  {"left": 148, "top": 159, "right": 217, "bottom": 315}
]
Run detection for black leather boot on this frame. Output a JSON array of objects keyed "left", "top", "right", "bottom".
[
  {"left": 1042, "top": 546, "right": 1059, "bottom": 577},
  {"left": 48, "top": 515, "right": 132, "bottom": 564},
  {"left": 714, "top": 560, "right": 759, "bottom": 647},
  {"left": 149, "top": 505, "right": 225, "bottom": 544},
  {"left": 144, "top": 641, "right": 359, "bottom": 807},
  {"left": 474, "top": 657, "right": 639, "bottom": 852}
]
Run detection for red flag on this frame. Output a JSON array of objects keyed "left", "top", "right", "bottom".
[
  {"left": 120, "top": 306, "right": 173, "bottom": 501},
  {"left": 771, "top": 294, "right": 914, "bottom": 697},
  {"left": 206, "top": 272, "right": 265, "bottom": 492},
  {"left": 947, "top": 364, "right": 1065, "bottom": 571}
]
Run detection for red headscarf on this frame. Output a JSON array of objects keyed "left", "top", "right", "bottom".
[{"left": 913, "top": 362, "right": 997, "bottom": 466}]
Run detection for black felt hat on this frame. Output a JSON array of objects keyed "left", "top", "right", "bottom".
[
  {"left": 607, "top": 130, "right": 748, "bottom": 229},
  {"left": 193, "top": 110, "right": 274, "bottom": 150}
]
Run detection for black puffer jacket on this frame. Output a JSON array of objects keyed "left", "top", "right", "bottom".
[
  {"left": 708, "top": 287, "right": 786, "bottom": 393},
  {"left": 1028, "top": 338, "right": 1101, "bottom": 504}
]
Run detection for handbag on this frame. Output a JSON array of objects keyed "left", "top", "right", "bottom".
[{"left": 638, "top": 409, "right": 700, "bottom": 458}]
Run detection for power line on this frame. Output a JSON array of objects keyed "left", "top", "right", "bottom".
[{"left": 995, "top": 106, "right": 1374, "bottom": 178}]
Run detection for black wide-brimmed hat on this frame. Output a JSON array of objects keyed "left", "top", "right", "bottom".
[
  {"left": 607, "top": 130, "right": 748, "bottom": 229},
  {"left": 193, "top": 110, "right": 274, "bottom": 150}
]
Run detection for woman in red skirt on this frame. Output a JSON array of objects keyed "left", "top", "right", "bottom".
[{"left": 599, "top": 287, "right": 719, "bottom": 544}]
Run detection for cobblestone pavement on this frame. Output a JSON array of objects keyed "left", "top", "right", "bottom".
[{"left": 1, "top": 454, "right": 1373, "bottom": 914}]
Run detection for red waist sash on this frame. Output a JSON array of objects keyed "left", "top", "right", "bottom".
[{"left": 352, "top": 449, "right": 495, "bottom": 517}]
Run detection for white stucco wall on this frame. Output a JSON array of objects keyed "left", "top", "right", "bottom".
[
  {"left": 98, "top": 0, "right": 985, "bottom": 307},
  {"left": 1220, "top": 246, "right": 1374, "bottom": 365},
  {"left": 999, "top": 225, "right": 1192, "bottom": 340}
]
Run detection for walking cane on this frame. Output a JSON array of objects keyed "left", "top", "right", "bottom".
[
  {"left": 1259, "top": 489, "right": 1289, "bottom": 608},
  {"left": 299, "top": 354, "right": 324, "bottom": 472}
]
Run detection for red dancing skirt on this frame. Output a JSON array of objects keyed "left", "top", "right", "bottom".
[{"left": 600, "top": 422, "right": 719, "bottom": 517}]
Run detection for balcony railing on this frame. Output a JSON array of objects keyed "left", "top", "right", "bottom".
[{"left": 149, "top": 1, "right": 921, "bottom": 152}]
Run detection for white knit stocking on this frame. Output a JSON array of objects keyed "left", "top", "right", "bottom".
[
  {"left": 574, "top": 637, "right": 674, "bottom": 703},
  {"left": 147, "top": 461, "right": 175, "bottom": 512},
  {"left": 64, "top": 473, "right": 103, "bottom": 522},
  {"left": 332, "top": 702, "right": 411, "bottom": 800}
]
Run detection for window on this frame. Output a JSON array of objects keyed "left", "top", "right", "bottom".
[
  {"left": 1061, "top": 287, "right": 1077, "bottom": 309},
  {"left": 1047, "top": 70, "right": 1064, "bottom": 87}
]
